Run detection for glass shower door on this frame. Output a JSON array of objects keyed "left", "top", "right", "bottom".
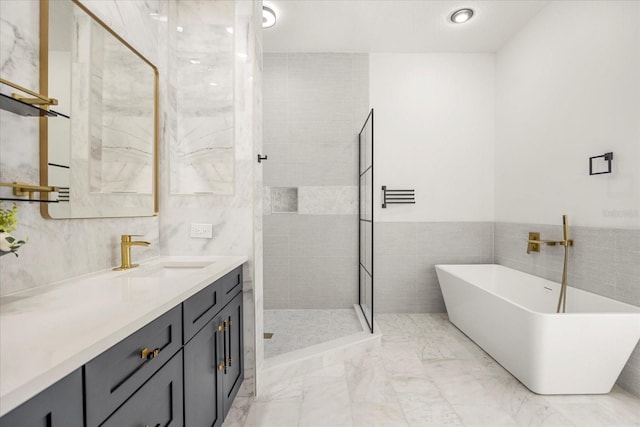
[{"left": 358, "top": 109, "right": 374, "bottom": 332}]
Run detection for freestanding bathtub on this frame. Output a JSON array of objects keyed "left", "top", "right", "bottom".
[{"left": 435, "top": 264, "right": 640, "bottom": 394}]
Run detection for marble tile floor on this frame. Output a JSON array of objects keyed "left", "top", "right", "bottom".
[
  {"left": 225, "top": 313, "right": 640, "bottom": 427},
  {"left": 264, "top": 309, "right": 363, "bottom": 358}
]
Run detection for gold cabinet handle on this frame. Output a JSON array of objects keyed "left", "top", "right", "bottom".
[
  {"left": 141, "top": 347, "right": 160, "bottom": 360},
  {"left": 217, "top": 324, "right": 225, "bottom": 332},
  {"left": 218, "top": 363, "right": 225, "bottom": 371},
  {"left": 227, "top": 357, "right": 232, "bottom": 367}
]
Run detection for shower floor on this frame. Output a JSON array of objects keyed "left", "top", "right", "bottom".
[{"left": 264, "top": 309, "right": 363, "bottom": 358}]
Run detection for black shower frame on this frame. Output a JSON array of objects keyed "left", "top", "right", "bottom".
[{"left": 358, "top": 108, "right": 374, "bottom": 333}]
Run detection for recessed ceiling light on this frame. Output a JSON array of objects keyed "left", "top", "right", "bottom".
[
  {"left": 450, "top": 8, "right": 474, "bottom": 24},
  {"left": 209, "top": 82, "right": 218, "bottom": 86},
  {"left": 189, "top": 59, "right": 201, "bottom": 64},
  {"left": 176, "top": 26, "right": 184, "bottom": 32},
  {"left": 226, "top": 27, "right": 234, "bottom": 34},
  {"left": 263, "top": 6, "right": 276, "bottom": 29},
  {"left": 238, "top": 53, "right": 248, "bottom": 59}
]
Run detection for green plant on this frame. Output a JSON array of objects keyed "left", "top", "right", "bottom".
[
  {"left": 0, "top": 203, "right": 26, "bottom": 257},
  {"left": 0, "top": 202, "right": 19, "bottom": 232}
]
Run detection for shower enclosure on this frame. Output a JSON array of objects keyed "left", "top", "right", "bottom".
[
  {"left": 261, "top": 53, "right": 372, "bottom": 359},
  {"left": 358, "top": 109, "right": 374, "bottom": 332}
]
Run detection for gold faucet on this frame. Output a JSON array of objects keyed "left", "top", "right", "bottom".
[
  {"left": 526, "top": 214, "right": 574, "bottom": 313},
  {"left": 113, "top": 234, "right": 151, "bottom": 271}
]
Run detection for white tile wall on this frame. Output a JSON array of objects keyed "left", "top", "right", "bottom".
[
  {"left": 262, "top": 53, "right": 368, "bottom": 310},
  {"left": 374, "top": 222, "right": 494, "bottom": 313}
]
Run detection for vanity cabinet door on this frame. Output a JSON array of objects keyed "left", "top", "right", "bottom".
[
  {"left": 184, "top": 316, "right": 224, "bottom": 427},
  {"left": 84, "top": 305, "right": 182, "bottom": 427},
  {"left": 183, "top": 266, "right": 242, "bottom": 344},
  {"left": 183, "top": 279, "right": 224, "bottom": 344},
  {"left": 100, "top": 350, "right": 184, "bottom": 427},
  {"left": 0, "top": 369, "right": 83, "bottom": 427},
  {"left": 221, "top": 266, "right": 243, "bottom": 302},
  {"left": 221, "top": 291, "right": 244, "bottom": 417}
]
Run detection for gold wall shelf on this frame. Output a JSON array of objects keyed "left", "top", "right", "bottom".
[
  {"left": 0, "top": 182, "right": 60, "bottom": 203},
  {"left": 0, "top": 77, "right": 67, "bottom": 118}
]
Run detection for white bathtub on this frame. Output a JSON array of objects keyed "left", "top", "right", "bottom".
[{"left": 435, "top": 264, "right": 640, "bottom": 394}]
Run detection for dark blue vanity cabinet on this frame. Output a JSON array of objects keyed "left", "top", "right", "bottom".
[
  {"left": 184, "top": 315, "right": 225, "bottom": 427},
  {"left": 184, "top": 266, "right": 244, "bottom": 427},
  {"left": 100, "top": 351, "right": 184, "bottom": 427},
  {"left": 0, "top": 369, "right": 83, "bottom": 427},
  {"left": 221, "top": 291, "right": 244, "bottom": 417},
  {"left": 85, "top": 305, "right": 183, "bottom": 426},
  {"left": 0, "top": 265, "right": 244, "bottom": 427}
]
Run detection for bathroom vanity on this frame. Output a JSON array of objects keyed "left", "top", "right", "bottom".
[{"left": 0, "top": 256, "right": 247, "bottom": 427}]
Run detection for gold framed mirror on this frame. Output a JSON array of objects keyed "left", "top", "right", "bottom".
[{"left": 39, "top": 0, "right": 158, "bottom": 219}]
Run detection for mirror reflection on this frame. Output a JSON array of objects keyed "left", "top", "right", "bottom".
[
  {"left": 169, "top": 0, "right": 234, "bottom": 195},
  {"left": 42, "top": 0, "right": 158, "bottom": 219}
]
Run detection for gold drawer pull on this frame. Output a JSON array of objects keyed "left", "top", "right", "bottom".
[
  {"left": 218, "top": 363, "right": 225, "bottom": 371},
  {"left": 227, "top": 357, "right": 232, "bottom": 367},
  {"left": 217, "top": 324, "right": 225, "bottom": 332},
  {"left": 141, "top": 347, "right": 160, "bottom": 360}
]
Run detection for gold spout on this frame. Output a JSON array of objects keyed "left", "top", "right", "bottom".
[{"left": 113, "top": 234, "right": 150, "bottom": 271}]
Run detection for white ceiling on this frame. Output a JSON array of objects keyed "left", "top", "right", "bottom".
[{"left": 263, "top": 0, "right": 550, "bottom": 53}]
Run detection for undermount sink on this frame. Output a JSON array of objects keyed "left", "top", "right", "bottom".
[{"left": 121, "top": 261, "right": 215, "bottom": 279}]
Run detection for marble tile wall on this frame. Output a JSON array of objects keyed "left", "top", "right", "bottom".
[
  {"left": 262, "top": 53, "right": 368, "bottom": 309},
  {"left": 494, "top": 222, "right": 640, "bottom": 396},
  {"left": 374, "top": 222, "right": 495, "bottom": 313},
  {"left": 0, "top": 0, "right": 161, "bottom": 296},
  {"left": 159, "top": 0, "right": 263, "bottom": 391}
]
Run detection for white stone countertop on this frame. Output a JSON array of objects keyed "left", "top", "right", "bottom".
[{"left": 0, "top": 255, "right": 247, "bottom": 417}]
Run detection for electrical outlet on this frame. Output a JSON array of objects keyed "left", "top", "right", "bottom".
[{"left": 190, "top": 223, "right": 213, "bottom": 239}]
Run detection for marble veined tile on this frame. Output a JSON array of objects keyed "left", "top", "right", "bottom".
[
  {"left": 300, "top": 375, "right": 353, "bottom": 427},
  {"left": 228, "top": 313, "right": 640, "bottom": 427},
  {"left": 243, "top": 400, "right": 302, "bottom": 427},
  {"left": 298, "top": 186, "right": 358, "bottom": 215},
  {"left": 270, "top": 187, "right": 298, "bottom": 213},
  {"left": 396, "top": 392, "right": 463, "bottom": 427}
]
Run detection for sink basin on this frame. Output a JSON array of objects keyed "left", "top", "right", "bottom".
[{"left": 121, "top": 261, "right": 215, "bottom": 279}]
